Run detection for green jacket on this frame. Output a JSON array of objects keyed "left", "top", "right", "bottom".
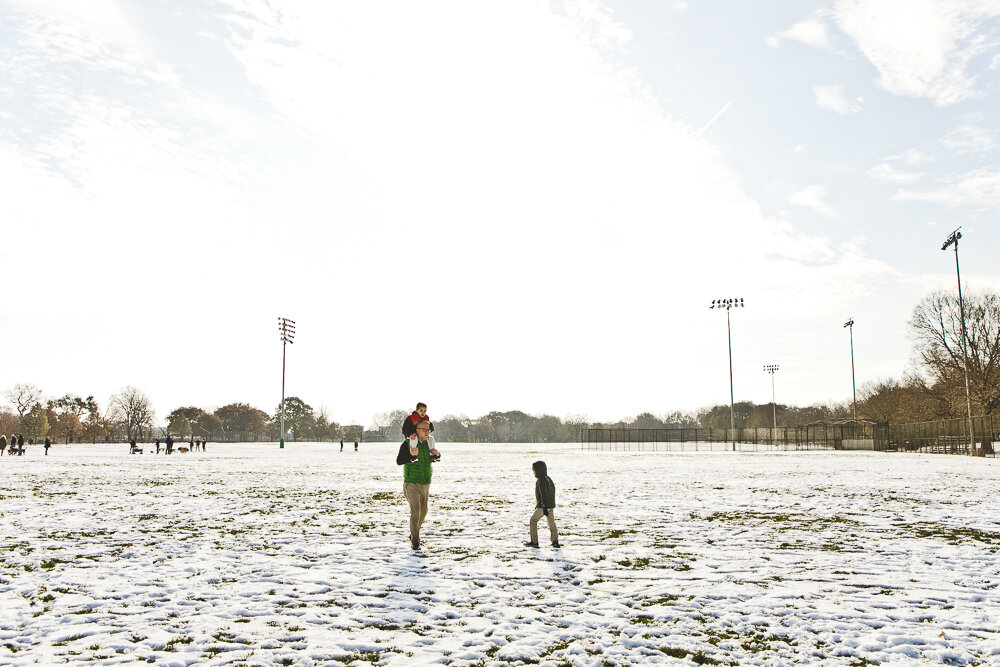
[{"left": 400, "top": 439, "right": 433, "bottom": 484}]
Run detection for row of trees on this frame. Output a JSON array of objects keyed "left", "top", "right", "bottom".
[
  {"left": 5, "top": 289, "right": 997, "bottom": 443},
  {"left": 0, "top": 387, "right": 345, "bottom": 443},
  {"left": 0, "top": 386, "right": 154, "bottom": 443}
]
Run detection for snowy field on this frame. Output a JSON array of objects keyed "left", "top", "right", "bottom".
[{"left": 2, "top": 443, "right": 999, "bottom": 666}]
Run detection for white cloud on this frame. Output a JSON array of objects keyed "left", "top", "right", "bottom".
[
  {"left": 774, "top": 18, "right": 832, "bottom": 49},
  {"left": 787, "top": 185, "right": 837, "bottom": 217},
  {"left": 834, "top": 0, "right": 1000, "bottom": 105},
  {"left": 940, "top": 124, "right": 997, "bottom": 153},
  {"left": 896, "top": 168, "right": 1000, "bottom": 207},
  {"left": 867, "top": 163, "right": 925, "bottom": 184},
  {"left": 813, "top": 84, "right": 863, "bottom": 113},
  {"left": 673, "top": 1, "right": 690, "bottom": 12},
  {"left": 0, "top": 0, "right": 906, "bottom": 420},
  {"left": 901, "top": 148, "right": 932, "bottom": 165}
]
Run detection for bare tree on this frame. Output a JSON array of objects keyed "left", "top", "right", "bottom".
[
  {"left": 108, "top": 386, "right": 156, "bottom": 441},
  {"left": 0, "top": 410, "right": 19, "bottom": 435},
  {"left": 5, "top": 383, "right": 42, "bottom": 418},
  {"left": 909, "top": 289, "right": 1000, "bottom": 416},
  {"left": 858, "top": 379, "right": 904, "bottom": 423},
  {"left": 371, "top": 409, "right": 409, "bottom": 437}
]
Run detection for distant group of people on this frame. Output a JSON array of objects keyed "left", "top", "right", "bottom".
[
  {"left": 1, "top": 434, "right": 52, "bottom": 456},
  {"left": 394, "top": 402, "right": 559, "bottom": 551},
  {"left": 147, "top": 435, "right": 208, "bottom": 454}
]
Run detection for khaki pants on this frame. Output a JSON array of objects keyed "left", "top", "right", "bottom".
[
  {"left": 529, "top": 508, "right": 558, "bottom": 544},
  {"left": 403, "top": 483, "right": 430, "bottom": 541}
]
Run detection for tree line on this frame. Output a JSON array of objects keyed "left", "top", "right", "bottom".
[{"left": 4, "top": 289, "right": 997, "bottom": 443}]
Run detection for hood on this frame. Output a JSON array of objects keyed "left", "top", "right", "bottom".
[{"left": 532, "top": 460, "right": 547, "bottom": 478}]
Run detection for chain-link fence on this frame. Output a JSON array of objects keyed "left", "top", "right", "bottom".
[
  {"left": 890, "top": 416, "right": 995, "bottom": 455},
  {"left": 582, "top": 421, "right": 889, "bottom": 451}
]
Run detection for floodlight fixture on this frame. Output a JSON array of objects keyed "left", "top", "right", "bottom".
[
  {"left": 763, "top": 364, "right": 779, "bottom": 441},
  {"left": 844, "top": 318, "right": 857, "bottom": 421},
  {"left": 711, "top": 297, "right": 745, "bottom": 449},
  {"left": 278, "top": 316, "right": 296, "bottom": 449},
  {"left": 940, "top": 228, "right": 975, "bottom": 454}
]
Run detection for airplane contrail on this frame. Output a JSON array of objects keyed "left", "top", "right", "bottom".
[{"left": 695, "top": 101, "right": 732, "bottom": 138}]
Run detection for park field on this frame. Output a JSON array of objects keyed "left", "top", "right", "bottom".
[{"left": 1, "top": 443, "right": 999, "bottom": 665}]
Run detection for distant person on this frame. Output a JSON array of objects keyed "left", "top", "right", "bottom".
[
  {"left": 354, "top": 441, "right": 358, "bottom": 452},
  {"left": 340, "top": 440, "right": 344, "bottom": 452},
  {"left": 165, "top": 434, "right": 174, "bottom": 455},
  {"left": 202, "top": 439, "right": 207, "bottom": 452},
  {"left": 0, "top": 434, "right": 6, "bottom": 456},
  {"left": 44, "top": 436, "right": 51, "bottom": 455},
  {"left": 402, "top": 402, "right": 434, "bottom": 439},
  {"left": 17, "top": 434, "right": 25, "bottom": 455},
  {"left": 396, "top": 419, "right": 440, "bottom": 550},
  {"left": 155, "top": 439, "right": 161, "bottom": 454},
  {"left": 525, "top": 460, "right": 559, "bottom": 548}
]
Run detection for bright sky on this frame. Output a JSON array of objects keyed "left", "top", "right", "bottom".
[{"left": 2, "top": 0, "right": 999, "bottom": 426}]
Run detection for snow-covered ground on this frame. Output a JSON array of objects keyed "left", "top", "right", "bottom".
[{"left": 1, "top": 443, "right": 999, "bottom": 666}]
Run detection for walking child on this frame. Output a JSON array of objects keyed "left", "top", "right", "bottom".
[{"left": 526, "top": 460, "right": 559, "bottom": 548}]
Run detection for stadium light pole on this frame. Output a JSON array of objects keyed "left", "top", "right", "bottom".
[
  {"left": 278, "top": 317, "right": 296, "bottom": 449},
  {"left": 710, "top": 298, "right": 744, "bottom": 451},
  {"left": 941, "top": 228, "right": 976, "bottom": 455},
  {"left": 844, "top": 318, "right": 857, "bottom": 421},
  {"left": 763, "top": 364, "right": 779, "bottom": 442}
]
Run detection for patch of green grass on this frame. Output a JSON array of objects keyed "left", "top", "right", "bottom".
[
  {"left": 602, "top": 529, "right": 635, "bottom": 540},
  {"left": 616, "top": 557, "right": 651, "bottom": 569},
  {"left": 587, "top": 578, "right": 606, "bottom": 585},
  {"left": 658, "top": 647, "right": 722, "bottom": 664},
  {"left": 40, "top": 557, "right": 74, "bottom": 571},
  {"left": 909, "top": 523, "right": 1000, "bottom": 545},
  {"left": 371, "top": 491, "right": 395, "bottom": 501},
  {"left": 703, "top": 510, "right": 859, "bottom": 533},
  {"left": 642, "top": 594, "right": 680, "bottom": 606},
  {"left": 52, "top": 634, "right": 88, "bottom": 647},
  {"left": 351, "top": 650, "right": 382, "bottom": 663},
  {"left": 163, "top": 635, "right": 194, "bottom": 651},
  {"left": 740, "top": 632, "right": 794, "bottom": 653},
  {"left": 539, "top": 639, "right": 573, "bottom": 657}
]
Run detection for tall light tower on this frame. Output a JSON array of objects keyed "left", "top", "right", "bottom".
[
  {"left": 844, "top": 318, "right": 857, "bottom": 421},
  {"left": 278, "top": 317, "right": 296, "bottom": 449},
  {"left": 941, "top": 228, "right": 976, "bottom": 455},
  {"left": 763, "top": 364, "right": 779, "bottom": 442},
  {"left": 710, "top": 298, "right": 744, "bottom": 451}
]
